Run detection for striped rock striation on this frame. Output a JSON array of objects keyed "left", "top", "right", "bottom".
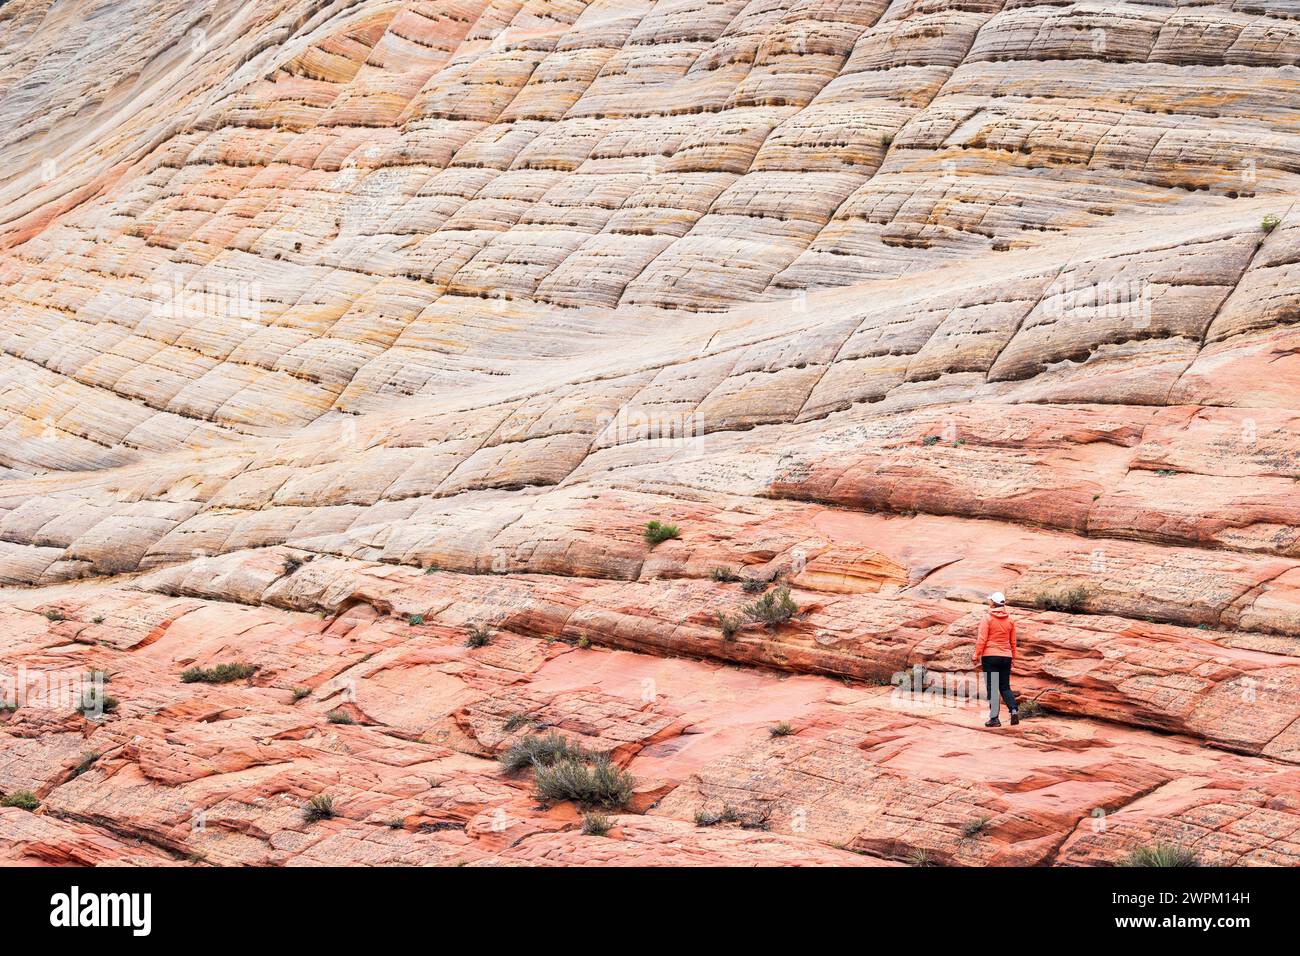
[{"left": 1, "top": 0, "right": 1300, "bottom": 866}]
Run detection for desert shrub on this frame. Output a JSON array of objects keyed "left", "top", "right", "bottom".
[
  {"left": 281, "top": 556, "right": 302, "bottom": 575},
  {"left": 0, "top": 790, "right": 39, "bottom": 811},
  {"left": 581, "top": 812, "right": 613, "bottom": 837},
  {"left": 715, "top": 612, "right": 743, "bottom": 641},
  {"left": 922, "top": 434, "right": 940, "bottom": 446},
  {"left": 742, "top": 585, "right": 798, "bottom": 629},
  {"left": 644, "top": 520, "right": 681, "bottom": 545},
  {"left": 408, "top": 613, "right": 424, "bottom": 626},
  {"left": 962, "top": 816, "right": 991, "bottom": 838},
  {"left": 499, "top": 731, "right": 585, "bottom": 773},
  {"left": 292, "top": 687, "right": 311, "bottom": 701},
  {"left": 79, "top": 690, "right": 119, "bottom": 717},
  {"left": 1119, "top": 843, "right": 1199, "bottom": 868},
  {"left": 70, "top": 753, "right": 99, "bottom": 778},
  {"left": 908, "top": 849, "right": 935, "bottom": 867},
  {"left": 181, "top": 662, "right": 258, "bottom": 684},
  {"left": 92, "top": 616, "right": 105, "bottom": 625},
  {"left": 1018, "top": 698, "right": 1044, "bottom": 718},
  {"left": 44, "top": 609, "right": 66, "bottom": 622},
  {"left": 694, "top": 806, "right": 741, "bottom": 827},
  {"left": 502, "top": 712, "right": 538, "bottom": 733},
  {"left": 465, "top": 624, "right": 493, "bottom": 648},
  {"left": 535, "top": 755, "right": 633, "bottom": 808},
  {"left": 769, "top": 722, "right": 795, "bottom": 738},
  {"left": 710, "top": 567, "right": 741, "bottom": 583},
  {"left": 1262, "top": 214, "right": 1281, "bottom": 232},
  {"left": 304, "top": 794, "right": 336, "bottom": 823},
  {"left": 1033, "top": 587, "right": 1088, "bottom": 613},
  {"left": 326, "top": 709, "right": 355, "bottom": 725},
  {"left": 576, "top": 636, "right": 591, "bottom": 649}
]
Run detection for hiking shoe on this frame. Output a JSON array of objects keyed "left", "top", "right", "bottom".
[
  {"left": 1010, "top": 711, "right": 1020, "bottom": 725},
  {"left": 984, "top": 718, "right": 1001, "bottom": 727}
]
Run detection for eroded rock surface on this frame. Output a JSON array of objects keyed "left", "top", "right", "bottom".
[{"left": 2, "top": 0, "right": 1300, "bottom": 866}]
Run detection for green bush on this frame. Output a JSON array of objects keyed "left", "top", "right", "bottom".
[
  {"left": 326, "top": 709, "right": 355, "bottom": 725},
  {"left": 715, "top": 611, "right": 743, "bottom": 641},
  {"left": 0, "top": 790, "right": 39, "bottom": 811},
  {"left": 922, "top": 435, "right": 941, "bottom": 446},
  {"left": 694, "top": 806, "right": 741, "bottom": 827},
  {"left": 502, "top": 712, "right": 538, "bottom": 733},
  {"left": 408, "top": 613, "right": 424, "bottom": 626},
  {"left": 534, "top": 754, "right": 633, "bottom": 809},
  {"left": 741, "top": 578, "right": 768, "bottom": 594},
  {"left": 304, "top": 794, "right": 336, "bottom": 823},
  {"left": 961, "top": 816, "right": 991, "bottom": 838},
  {"left": 499, "top": 731, "right": 585, "bottom": 773},
  {"left": 1262, "top": 214, "right": 1281, "bottom": 232},
  {"left": 1033, "top": 587, "right": 1088, "bottom": 613},
  {"left": 465, "top": 624, "right": 493, "bottom": 648},
  {"left": 742, "top": 585, "right": 798, "bottom": 629},
  {"left": 79, "top": 690, "right": 119, "bottom": 717},
  {"left": 581, "top": 812, "right": 613, "bottom": 836},
  {"left": 70, "top": 753, "right": 99, "bottom": 779},
  {"left": 180, "top": 662, "right": 258, "bottom": 684},
  {"left": 1119, "top": 843, "right": 1199, "bottom": 868},
  {"left": 644, "top": 520, "right": 681, "bottom": 545}
]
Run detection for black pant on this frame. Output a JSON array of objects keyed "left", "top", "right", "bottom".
[{"left": 982, "top": 656, "right": 1017, "bottom": 719}]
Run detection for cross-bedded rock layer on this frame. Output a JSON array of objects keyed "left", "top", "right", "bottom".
[{"left": 1, "top": 0, "right": 1299, "bottom": 866}]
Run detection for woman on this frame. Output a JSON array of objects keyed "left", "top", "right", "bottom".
[{"left": 974, "top": 591, "right": 1018, "bottom": 727}]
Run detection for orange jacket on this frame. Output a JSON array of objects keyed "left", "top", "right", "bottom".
[{"left": 976, "top": 608, "right": 1016, "bottom": 660}]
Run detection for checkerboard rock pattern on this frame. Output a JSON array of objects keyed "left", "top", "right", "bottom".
[{"left": 2, "top": 0, "right": 1300, "bottom": 866}]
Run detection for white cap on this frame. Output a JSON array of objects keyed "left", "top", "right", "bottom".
[{"left": 989, "top": 591, "right": 1006, "bottom": 605}]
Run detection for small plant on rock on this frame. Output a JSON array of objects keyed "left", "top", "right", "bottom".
[
  {"left": 742, "top": 585, "right": 798, "bottom": 630},
  {"left": 0, "top": 790, "right": 40, "bottom": 811},
  {"left": 408, "top": 613, "right": 424, "bottom": 626},
  {"left": 326, "top": 709, "right": 355, "bottom": 725},
  {"left": 292, "top": 687, "right": 311, "bottom": 701},
  {"left": 644, "top": 520, "right": 681, "bottom": 545},
  {"left": 181, "top": 662, "right": 258, "bottom": 684},
  {"left": 694, "top": 806, "right": 742, "bottom": 827},
  {"left": 1262, "top": 214, "right": 1281, "bottom": 232},
  {"left": 499, "top": 731, "right": 585, "bottom": 773},
  {"left": 44, "top": 609, "right": 66, "bottom": 622},
  {"left": 304, "top": 794, "right": 336, "bottom": 823},
  {"left": 1119, "top": 843, "right": 1199, "bottom": 868},
  {"left": 710, "top": 567, "right": 741, "bottom": 583},
  {"left": 465, "top": 624, "right": 493, "bottom": 648},
  {"left": 1018, "top": 698, "right": 1044, "bottom": 719},
  {"left": 962, "top": 816, "right": 991, "bottom": 839},
  {"left": 715, "top": 611, "right": 743, "bottom": 641},
  {"left": 70, "top": 753, "right": 99, "bottom": 779},
  {"left": 79, "top": 689, "right": 119, "bottom": 718},
  {"left": 1033, "top": 587, "right": 1088, "bottom": 614},
  {"left": 535, "top": 754, "right": 633, "bottom": 809},
  {"left": 92, "top": 616, "right": 105, "bottom": 625},
  {"left": 921, "top": 434, "right": 941, "bottom": 446},
  {"left": 908, "top": 849, "right": 936, "bottom": 867},
  {"left": 281, "top": 556, "right": 302, "bottom": 575},
  {"left": 581, "top": 812, "right": 613, "bottom": 837},
  {"left": 741, "top": 578, "right": 768, "bottom": 594},
  {"left": 769, "top": 722, "right": 795, "bottom": 738},
  {"left": 502, "top": 712, "right": 539, "bottom": 733}
]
